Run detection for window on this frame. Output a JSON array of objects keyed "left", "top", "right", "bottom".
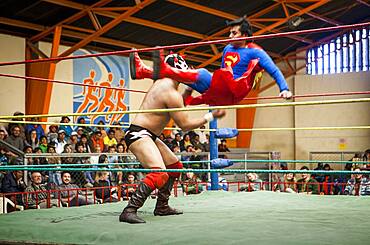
[{"left": 306, "top": 28, "right": 369, "bottom": 75}]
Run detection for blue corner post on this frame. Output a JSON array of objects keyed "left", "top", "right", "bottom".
[{"left": 209, "top": 117, "right": 219, "bottom": 190}]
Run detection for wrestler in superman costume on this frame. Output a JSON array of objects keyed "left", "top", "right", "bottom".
[{"left": 130, "top": 16, "right": 292, "bottom": 106}]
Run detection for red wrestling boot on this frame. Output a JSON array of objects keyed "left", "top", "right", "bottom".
[
  {"left": 152, "top": 50, "right": 198, "bottom": 83},
  {"left": 153, "top": 177, "right": 183, "bottom": 216},
  {"left": 129, "top": 51, "right": 153, "bottom": 80},
  {"left": 119, "top": 182, "right": 153, "bottom": 224}
]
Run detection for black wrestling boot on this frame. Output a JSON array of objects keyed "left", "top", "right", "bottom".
[
  {"left": 154, "top": 177, "right": 183, "bottom": 216},
  {"left": 119, "top": 182, "right": 153, "bottom": 224}
]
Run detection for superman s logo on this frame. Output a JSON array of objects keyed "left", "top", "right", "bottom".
[{"left": 223, "top": 52, "right": 240, "bottom": 67}]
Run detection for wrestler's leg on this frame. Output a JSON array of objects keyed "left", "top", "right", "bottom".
[
  {"left": 119, "top": 138, "right": 168, "bottom": 224},
  {"left": 152, "top": 50, "right": 211, "bottom": 93},
  {"left": 129, "top": 51, "right": 153, "bottom": 80},
  {"left": 153, "top": 139, "right": 184, "bottom": 216}
]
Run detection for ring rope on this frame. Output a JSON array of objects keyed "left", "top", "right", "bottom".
[
  {"left": 1, "top": 72, "right": 369, "bottom": 100},
  {"left": 0, "top": 22, "right": 368, "bottom": 67},
  {"left": 0, "top": 73, "right": 147, "bottom": 94},
  {"left": 1, "top": 167, "right": 369, "bottom": 175},
  {"left": 1, "top": 97, "right": 369, "bottom": 120},
  {"left": 243, "top": 91, "right": 370, "bottom": 101},
  {"left": 4, "top": 159, "right": 369, "bottom": 169},
  {"left": 0, "top": 119, "right": 368, "bottom": 132}
]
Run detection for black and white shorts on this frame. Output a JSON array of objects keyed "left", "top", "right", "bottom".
[{"left": 124, "top": 124, "right": 158, "bottom": 148}]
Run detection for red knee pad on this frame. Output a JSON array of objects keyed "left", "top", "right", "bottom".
[
  {"left": 166, "top": 161, "right": 183, "bottom": 178},
  {"left": 143, "top": 170, "right": 169, "bottom": 190}
]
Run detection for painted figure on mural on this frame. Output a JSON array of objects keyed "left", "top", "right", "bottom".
[
  {"left": 111, "top": 79, "right": 127, "bottom": 123},
  {"left": 91, "top": 72, "right": 116, "bottom": 123},
  {"left": 76, "top": 70, "right": 99, "bottom": 115}
]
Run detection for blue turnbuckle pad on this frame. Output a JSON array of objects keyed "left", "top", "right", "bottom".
[
  {"left": 211, "top": 158, "right": 233, "bottom": 169},
  {"left": 215, "top": 128, "right": 239, "bottom": 138}
]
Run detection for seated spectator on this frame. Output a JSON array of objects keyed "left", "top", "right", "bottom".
[
  {"left": 170, "top": 124, "right": 181, "bottom": 139},
  {"left": 90, "top": 144, "right": 103, "bottom": 166},
  {"left": 103, "top": 129, "right": 117, "bottom": 151},
  {"left": 203, "top": 134, "right": 210, "bottom": 152},
  {"left": 88, "top": 130, "right": 104, "bottom": 153},
  {"left": 207, "top": 175, "right": 228, "bottom": 191},
  {"left": 76, "top": 127, "right": 84, "bottom": 140},
  {"left": 363, "top": 149, "right": 370, "bottom": 169},
  {"left": 197, "top": 125, "right": 207, "bottom": 144},
  {"left": 113, "top": 123, "right": 125, "bottom": 143},
  {"left": 116, "top": 143, "right": 128, "bottom": 184},
  {"left": 297, "top": 166, "right": 319, "bottom": 194},
  {"left": 218, "top": 139, "right": 230, "bottom": 158},
  {"left": 159, "top": 133, "right": 166, "bottom": 142},
  {"left": 274, "top": 172, "right": 297, "bottom": 193},
  {"left": 0, "top": 147, "right": 8, "bottom": 190},
  {"left": 47, "top": 125, "right": 58, "bottom": 143},
  {"left": 25, "top": 118, "right": 45, "bottom": 140},
  {"left": 1, "top": 170, "right": 26, "bottom": 208},
  {"left": 344, "top": 167, "right": 370, "bottom": 196},
  {"left": 68, "top": 132, "right": 78, "bottom": 151},
  {"left": 93, "top": 171, "right": 119, "bottom": 203},
  {"left": 182, "top": 171, "right": 203, "bottom": 195},
  {"left": 192, "top": 134, "right": 204, "bottom": 151},
  {"left": 26, "top": 129, "right": 39, "bottom": 150},
  {"left": 72, "top": 142, "right": 93, "bottom": 188},
  {"left": 45, "top": 143, "right": 62, "bottom": 187},
  {"left": 0, "top": 128, "right": 8, "bottom": 140},
  {"left": 76, "top": 118, "right": 93, "bottom": 135},
  {"left": 32, "top": 147, "right": 44, "bottom": 166},
  {"left": 59, "top": 116, "right": 73, "bottom": 138},
  {"left": 312, "top": 162, "right": 324, "bottom": 182},
  {"left": 180, "top": 134, "right": 192, "bottom": 152},
  {"left": 24, "top": 172, "right": 59, "bottom": 209},
  {"left": 39, "top": 135, "right": 48, "bottom": 153},
  {"left": 57, "top": 172, "right": 94, "bottom": 206},
  {"left": 7, "top": 111, "right": 26, "bottom": 139},
  {"left": 241, "top": 173, "right": 263, "bottom": 191},
  {"left": 121, "top": 173, "right": 139, "bottom": 200},
  {"left": 54, "top": 130, "right": 67, "bottom": 154},
  {"left": 320, "top": 164, "right": 335, "bottom": 195},
  {"left": 5, "top": 125, "right": 25, "bottom": 151},
  {"left": 96, "top": 120, "right": 107, "bottom": 138},
  {"left": 61, "top": 144, "right": 74, "bottom": 165},
  {"left": 24, "top": 145, "right": 35, "bottom": 165},
  {"left": 171, "top": 133, "right": 182, "bottom": 149},
  {"left": 80, "top": 134, "right": 92, "bottom": 153}
]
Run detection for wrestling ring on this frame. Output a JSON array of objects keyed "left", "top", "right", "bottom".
[{"left": 0, "top": 19, "right": 369, "bottom": 245}]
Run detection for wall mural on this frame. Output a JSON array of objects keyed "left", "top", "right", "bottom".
[{"left": 73, "top": 50, "right": 130, "bottom": 125}]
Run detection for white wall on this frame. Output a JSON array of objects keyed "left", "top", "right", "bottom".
[
  {"left": 251, "top": 70, "right": 370, "bottom": 162},
  {"left": 294, "top": 72, "right": 370, "bottom": 161},
  {"left": 250, "top": 71, "right": 295, "bottom": 160},
  {"left": 38, "top": 42, "right": 74, "bottom": 124},
  {"left": 0, "top": 34, "right": 25, "bottom": 118}
]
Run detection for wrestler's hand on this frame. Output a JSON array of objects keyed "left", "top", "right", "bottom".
[
  {"left": 212, "top": 109, "right": 226, "bottom": 119},
  {"left": 279, "top": 90, "right": 292, "bottom": 100}
]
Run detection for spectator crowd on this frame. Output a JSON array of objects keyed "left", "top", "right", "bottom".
[{"left": 0, "top": 111, "right": 369, "bottom": 213}]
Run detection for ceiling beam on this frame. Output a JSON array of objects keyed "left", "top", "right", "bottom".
[
  {"left": 87, "top": 11, "right": 102, "bottom": 31},
  {"left": 286, "top": 3, "right": 342, "bottom": 25},
  {"left": 58, "top": 0, "right": 156, "bottom": 58},
  {"left": 32, "top": 0, "right": 112, "bottom": 42}
]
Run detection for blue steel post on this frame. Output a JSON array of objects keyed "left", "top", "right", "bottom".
[{"left": 209, "top": 117, "right": 219, "bottom": 190}]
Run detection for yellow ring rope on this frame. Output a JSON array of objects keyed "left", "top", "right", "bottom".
[
  {"left": 0, "top": 97, "right": 369, "bottom": 120},
  {"left": 0, "top": 120, "right": 368, "bottom": 132}
]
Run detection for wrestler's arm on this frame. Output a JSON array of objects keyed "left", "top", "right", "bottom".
[
  {"left": 248, "top": 48, "right": 289, "bottom": 91},
  {"left": 167, "top": 92, "right": 225, "bottom": 132}
]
